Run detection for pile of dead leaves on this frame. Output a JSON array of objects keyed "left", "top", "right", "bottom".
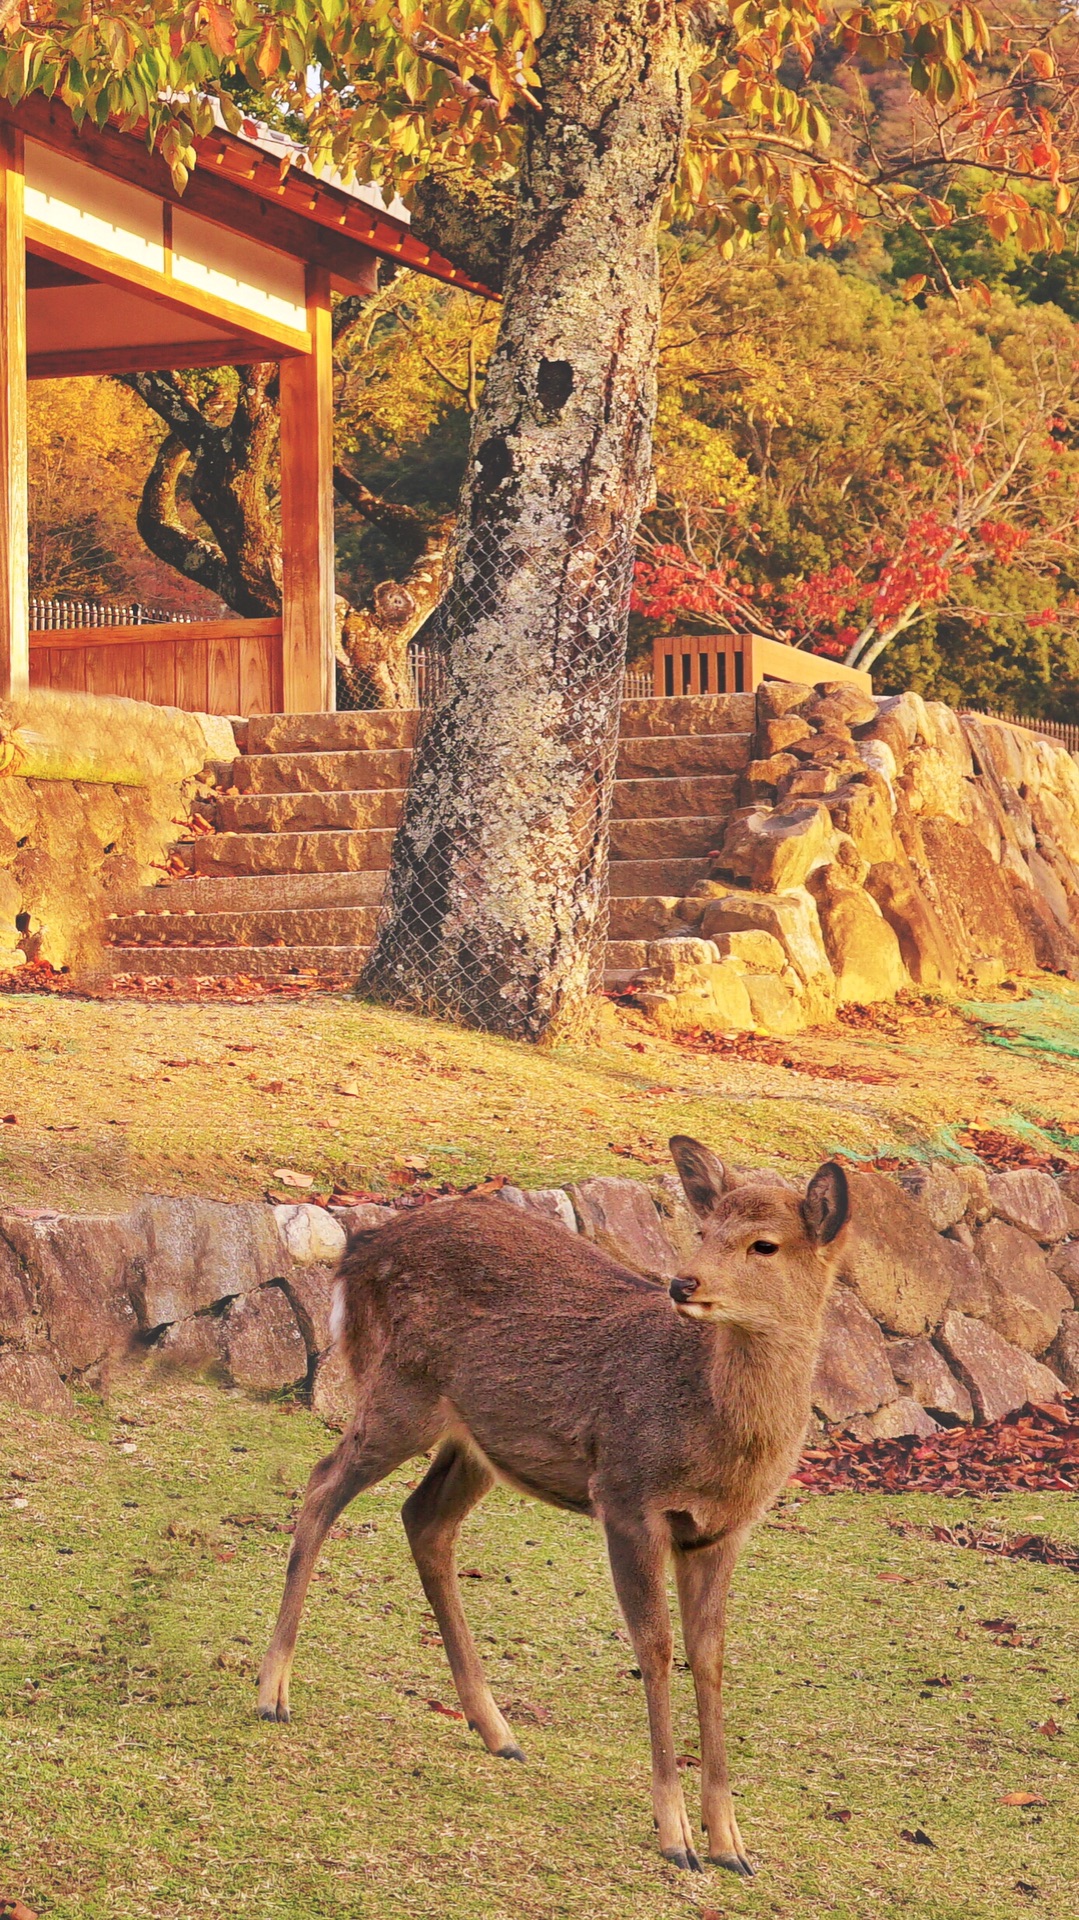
[
  {"left": 672, "top": 1029, "right": 896, "bottom": 1083},
  {"left": 794, "top": 1399, "right": 1079, "bottom": 1496},
  {"left": 887, "top": 1515, "right": 1079, "bottom": 1577},
  {"left": 954, "top": 1127, "right": 1073, "bottom": 1174}
]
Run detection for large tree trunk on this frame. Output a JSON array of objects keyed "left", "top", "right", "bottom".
[{"left": 361, "top": 0, "right": 688, "bottom": 1039}]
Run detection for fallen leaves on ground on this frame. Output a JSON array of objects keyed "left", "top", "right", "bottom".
[
  {"left": 671, "top": 1028, "right": 897, "bottom": 1083},
  {"left": 0, "top": 963, "right": 354, "bottom": 1001},
  {"left": 1000, "top": 1792, "right": 1046, "bottom": 1807},
  {"left": 954, "top": 1127, "right": 1072, "bottom": 1173},
  {"left": 794, "top": 1399, "right": 1079, "bottom": 1496},
  {"left": 0, "top": 1901, "right": 39, "bottom": 1920}
]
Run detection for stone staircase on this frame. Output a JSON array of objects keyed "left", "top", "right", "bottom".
[{"left": 100, "top": 694, "right": 755, "bottom": 986}]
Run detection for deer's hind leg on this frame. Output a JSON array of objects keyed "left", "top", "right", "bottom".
[
  {"left": 258, "top": 1381, "right": 441, "bottom": 1724},
  {"left": 402, "top": 1439, "right": 523, "bottom": 1760}
]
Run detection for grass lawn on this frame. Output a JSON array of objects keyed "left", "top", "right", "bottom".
[
  {"left": 3, "top": 980, "right": 1079, "bottom": 1210},
  {"left": 3, "top": 1380, "right": 1076, "bottom": 1920}
]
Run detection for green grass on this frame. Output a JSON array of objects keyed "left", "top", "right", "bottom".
[{"left": 3, "top": 1381, "right": 1077, "bottom": 1919}]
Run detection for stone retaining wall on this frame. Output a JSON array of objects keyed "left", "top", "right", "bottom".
[
  {"left": 0, "top": 690, "right": 235, "bottom": 972},
  {"left": 2, "top": 1161, "right": 1075, "bottom": 1434},
  {"left": 628, "top": 682, "right": 1079, "bottom": 1033}
]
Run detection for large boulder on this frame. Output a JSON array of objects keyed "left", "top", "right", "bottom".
[
  {"left": 742, "top": 969, "right": 805, "bottom": 1034},
  {"left": 864, "top": 859, "right": 957, "bottom": 991},
  {"left": 805, "top": 867, "right": 908, "bottom": 1004},
  {"left": 826, "top": 781, "right": 897, "bottom": 865},
  {"left": 1048, "top": 1311, "right": 1079, "bottom": 1389},
  {"left": 0, "top": 1211, "right": 142, "bottom": 1375},
  {"left": 280, "top": 1265, "right": 339, "bottom": 1355},
  {"left": 839, "top": 1170, "right": 974, "bottom": 1334},
  {"left": 968, "top": 1221, "right": 1071, "bottom": 1354},
  {"left": 154, "top": 1313, "right": 226, "bottom": 1376},
  {"left": 986, "top": 1171, "right": 1069, "bottom": 1245},
  {"left": 633, "top": 938, "right": 756, "bottom": 1035},
  {"left": 0, "top": 1231, "right": 34, "bottom": 1347},
  {"left": 915, "top": 818, "right": 1038, "bottom": 976},
  {"left": 0, "top": 1350, "right": 73, "bottom": 1417},
  {"left": 221, "top": 1285, "right": 309, "bottom": 1392},
  {"left": 848, "top": 1397, "right": 941, "bottom": 1442},
  {"left": 1048, "top": 1240, "right": 1079, "bottom": 1306},
  {"left": 310, "top": 1344, "right": 355, "bottom": 1428},
  {"left": 936, "top": 1312, "right": 1065, "bottom": 1423},
  {"left": 697, "top": 886, "right": 833, "bottom": 989},
  {"left": 811, "top": 1286, "right": 897, "bottom": 1422},
  {"left": 565, "top": 1177, "right": 676, "bottom": 1278},
  {"left": 886, "top": 1333, "right": 973, "bottom": 1424},
  {"left": 896, "top": 1165, "right": 968, "bottom": 1233},
  {"left": 133, "top": 1197, "right": 285, "bottom": 1329},
  {"left": 273, "top": 1203, "right": 348, "bottom": 1267},
  {"left": 499, "top": 1186, "right": 578, "bottom": 1233},
  {"left": 719, "top": 801, "right": 835, "bottom": 892}
]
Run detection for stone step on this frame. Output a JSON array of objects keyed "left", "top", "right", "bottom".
[
  {"left": 114, "top": 872, "right": 386, "bottom": 915},
  {"left": 619, "top": 694, "right": 756, "bottom": 739},
  {"left": 603, "top": 939, "right": 652, "bottom": 974},
  {"left": 245, "top": 710, "right": 420, "bottom": 755},
  {"left": 609, "top": 815, "right": 729, "bottom": 861},
  {"left": 189, "top": 828, "right": 397, "bottom": 876},
  {"left": 234, "top": 747, "right": 413, "bottom": 794},
  {"left": 608, "top": 896, "right": 698, "bottom": 942},
  {"left": 615, "top": 732, "right": 752, "bottom": 778},
  {"left": 108, "top": 907, "right": 378, "bottom": 952},
  {"left": 607, "top": 857, "right": 713, "bottom": 896},
  {"left": 610, "top": 774, "right": 737, "bottom": 822},
  {"left": 213, "top": 788, "right": 405, "bottom": 834},
  {"left": 94, "top": 945, "right": 368, "bottom": 981}
]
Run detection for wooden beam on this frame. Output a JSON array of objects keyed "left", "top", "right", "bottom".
[
  {"left": 27, "top": 337, "right": 297, "bottom": 380},
  {"left": 28, "top": 616, "right": 282, "bottom": 650},
  {"left": 3, "top": 96, "right": 380, "bottom": 297},
  {"left": 279, "top": 267, "right": 335, "bottom": 712},
  {"left": 0, "top": 125, "right": 27, "bottom": 699}
]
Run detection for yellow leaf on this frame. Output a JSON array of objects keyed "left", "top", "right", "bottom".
[
  {"left": 902, "top": 274, "right": 926, "bottom": 301},
  {"left": 1028, "top": 49, "right": 1055, "bottom": 81}
]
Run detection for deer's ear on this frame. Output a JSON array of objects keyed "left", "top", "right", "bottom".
[
  {"left": 669, "top": 1135, "right": 727, "bottom": 1219},
  {"left": 802, "top": 1161, "right": 849, "bottom": 1245}
]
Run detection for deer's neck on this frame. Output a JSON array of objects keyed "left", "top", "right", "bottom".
[{"left": 706, "top": 1309, "right": 822, "bottom": 1469}]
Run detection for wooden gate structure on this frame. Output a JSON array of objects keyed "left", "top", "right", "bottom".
[{"left": 0, "top": 96, "right": 488, "bottom": 716}]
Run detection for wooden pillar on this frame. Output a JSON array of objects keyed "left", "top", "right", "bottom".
[
  {"left": 0, "top": 125, "right": 27, "bottom": 699},
  {"left": 279, "top": 265, "right": 335, "bottom": 712}
]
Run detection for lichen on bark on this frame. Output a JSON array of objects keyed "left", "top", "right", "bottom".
[{"left": 361, "top": 0, "right": 689, "bottom": 1040}]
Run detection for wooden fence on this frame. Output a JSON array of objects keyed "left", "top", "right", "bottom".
[
  {"left": 651, "top": 631, "right": 872, "bottom": 698},
  {"left": 29, "top": 613, "right": 283, "bottom": 716}
]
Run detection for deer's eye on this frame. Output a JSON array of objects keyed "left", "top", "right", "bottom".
[{"left": 750, "top": 1239, "right": 780, "bottom": 1256}]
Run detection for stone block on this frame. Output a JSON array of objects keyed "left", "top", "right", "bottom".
[
  {"left": 811, "top": 1286, "right": 897, "bottom": 1422},
  {"left": 897, "top": 1165, "right": 968, "bottom": 1233},
  {"left": 955, "top": 1164, "right": 993, "bottom": 1224},
  {"left": 273, "top": 1203, "right": 348, "bottom": 1267},
  {"left": 133, "top": 1197, "right": 285, "bottom": 1329},
  {"left": 886, "top": 1334, "right": 973, "bottom": 1424},
  {"left": 743, "top": 970, "right": 804, "bottom": 1034},
  {"left": 280, "top": 1265, "right": 339, "bottom": 1354},
  {"left": 0, "top": 1232, "right": 34, "bottom": 1347},
  {"left": 221, "top": 1285, "right": 309, "bottom": 1393},
  {"left": 499, "top": 1187, "right": 578, "bottom": 1233},
  {"left": 0, "top": 1350, "right": 74, "bottom": 1417},
  {"left": 865, "top": 859, "right": 957, "bottom": 991},
  {"left": 805, "top": 685, "right": 879, "bottom": 730},
  {"left": 698, "top": 887, "right": 833, "bottom": 987},
  {"left": 652, "top": 1173, "right": 703, "bottom": 1266},
  {"left": 311, "top": 1344, "right": 355, "bottom": 1429},
  {"left": 806, "top": 867, "right": 908, "bottom": 1004},
  {"left": 742, "top": 753, "right": 799, "bottom": 801},
  {"left": 840, "top": 1170, "right": 972, "bottom": 1334},
  {"left": 970, "top": 1220, "right": 1071, "bottom": 1354},
  {"left": 756, "top": 682, "right": 812, "bottom": 720},
  {"left": 720, "top": 802, "right": 835, "bottom": 893},
  {"left": 936, "top": 1312, "right": 1065, "bottom": 1424},
  {"left": 712, "top": 929, "right": 787, "bottom": 973},
  {"left": 333, "top": 1204, "right": 396, "bottom": 1238},
  {"left": 0, "top": 1211, "right": 142, "bottom": 1375},
  {"left": 847, "top": 1397, "right": 941, "bottom": 1442},
  {"left": 565, "top": 1176, "right": 676, "bottom": 1278},
  {"left": 1048, "top": 1240, "right": 1079, "bottom": 1306},
  {"left": 1048, "top": 1310, "right": 1079, "bottom": 1389},
  {"left": 826, "top": 781, "right": 897, "bottom": 865},
  {"left": 762, "top": 715, "right": 813, "bottom": 755},
  {"left": 986, "top": 1171, "right": 1069, "bottom": 1245},
  {"left": 154, "top": 1314, "right": 226, "bottom": 1376}
]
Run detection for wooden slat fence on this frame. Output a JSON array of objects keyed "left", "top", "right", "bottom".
[{"left": 29, "top": 612, "right": 283, "bottom": 716}]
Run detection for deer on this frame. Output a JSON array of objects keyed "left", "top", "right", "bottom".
[{"left": 257, "top": 1136, "right": 849, "bottom": 1875}]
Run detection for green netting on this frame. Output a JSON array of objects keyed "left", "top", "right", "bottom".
[{"left": 960, "top": 985, "right": 1079, "bottom": 1064}]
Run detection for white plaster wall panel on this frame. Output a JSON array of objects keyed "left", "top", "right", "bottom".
[
  {"left": 170, "top": 209, "right": 307, "bottom": 332},
  {"left": 27, "top": 284, "right": 235, "bottom": 356},
  {"left": 24, "top": 140, "right": 166, "bottom": 274}
]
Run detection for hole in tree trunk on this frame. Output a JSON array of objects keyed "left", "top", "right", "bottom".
[{"left": 536, "top": 357, "right": 575, "bottom": 414}]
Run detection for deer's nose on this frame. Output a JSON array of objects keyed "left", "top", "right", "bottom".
[{"left": 670, "top": 1275, "right": 699, "bottom": 1305}]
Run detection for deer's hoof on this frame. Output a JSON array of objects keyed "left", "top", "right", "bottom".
[
  {"left": 662, "top": 1848, "right": 703, "bottom": 1872},
  {"left": 257, "top": 1703, "right": 289, "bottom": 1724},
  {"left": 497, "top": 1742, "right": 526, "bottom": 1762},
  {"left": 710, "top": 1851, "right": 755, "bottom": 1877}
]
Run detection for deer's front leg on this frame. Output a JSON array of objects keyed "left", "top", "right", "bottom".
[
  {"left": 605, "top": 1517, "right": 701, "bottom": 1872},
  {"left": 674, "top": 1531, "right": 754, "bottom": 1877}
]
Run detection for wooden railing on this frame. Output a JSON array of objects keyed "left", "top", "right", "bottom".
[
  {"left": 652, "top": 631, "right": 872, "bottom": 698},
  {"left": 29, "top": 615, "right": 283, "bottom": 716}
]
